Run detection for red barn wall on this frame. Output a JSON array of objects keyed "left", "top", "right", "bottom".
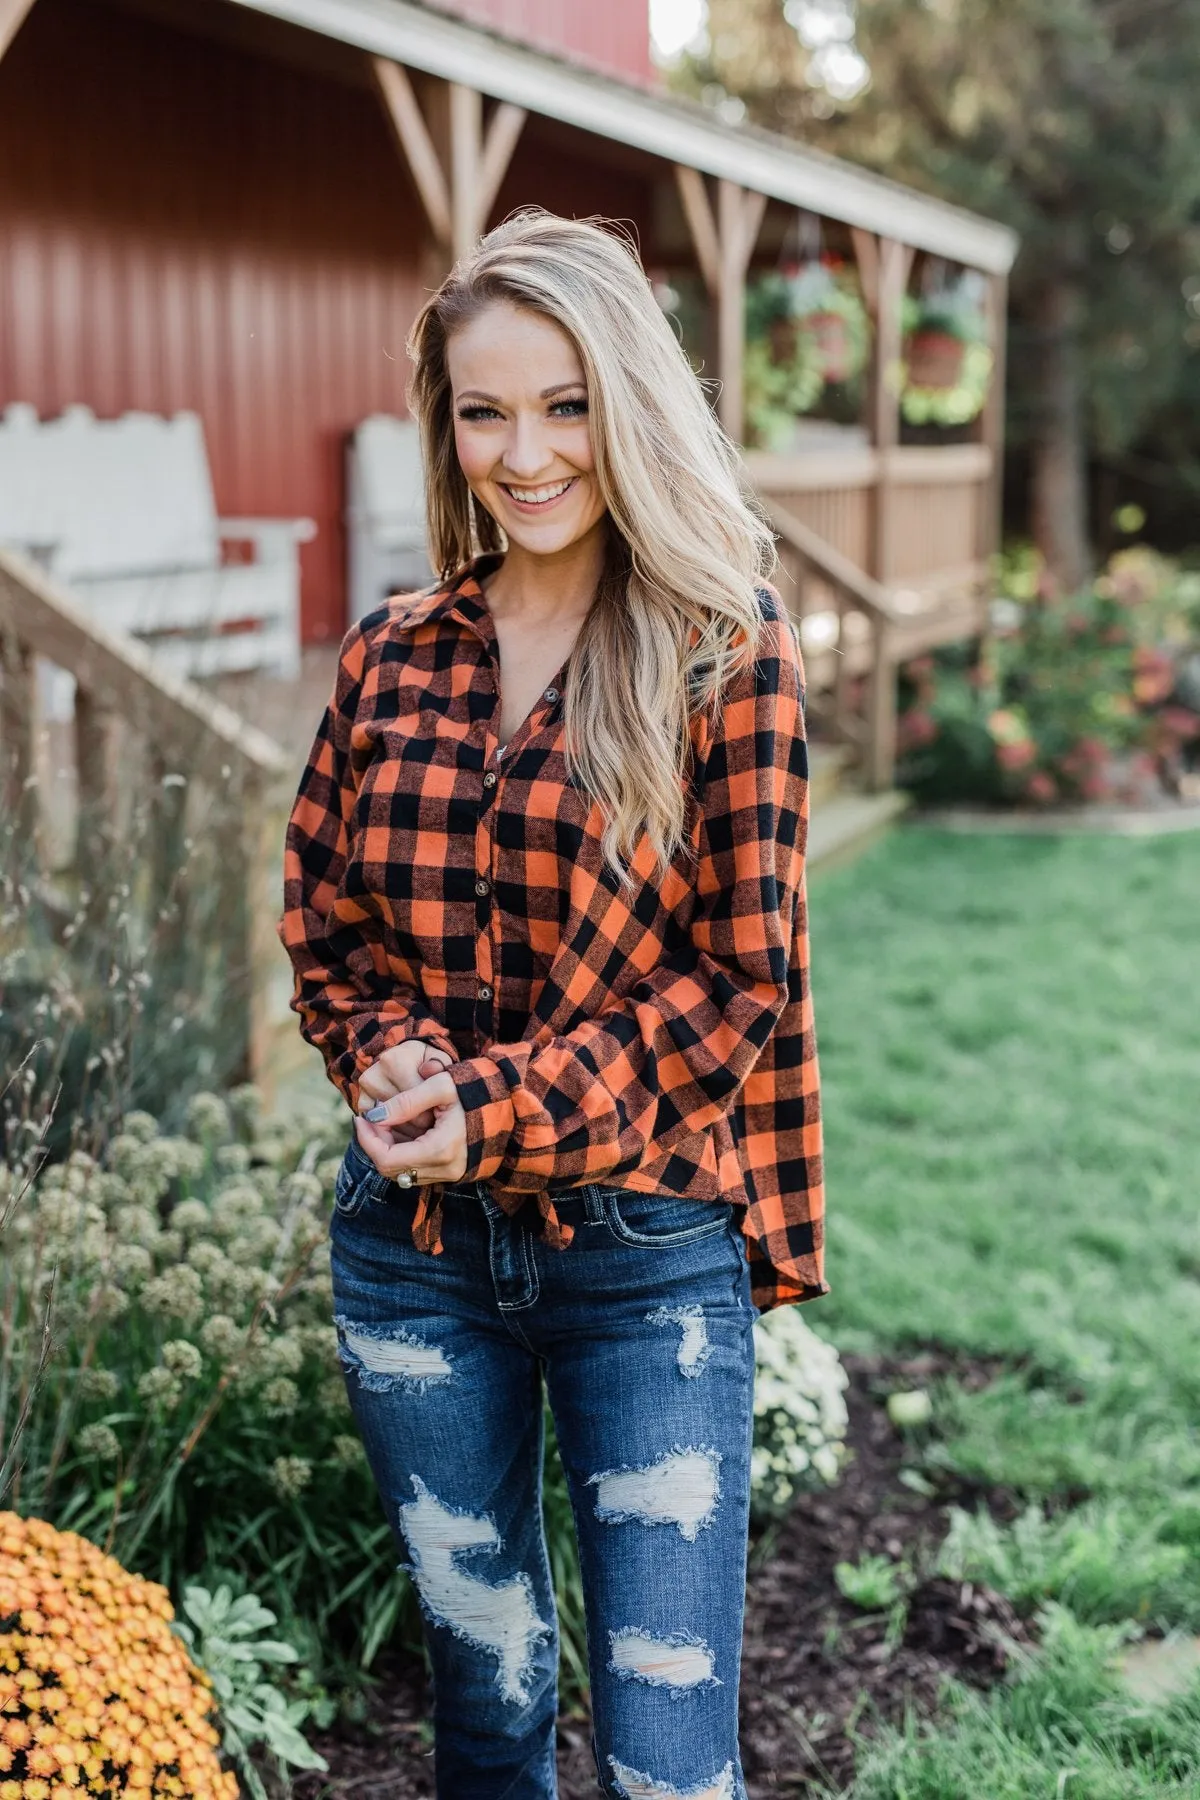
[
  {"left": 0, "top": 1, "right": 657, "bottom": 642},
  {"left": 424, "top": 0, "right": 653, "bottom": 84}
]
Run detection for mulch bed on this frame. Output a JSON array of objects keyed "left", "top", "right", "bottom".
[{"left": 295, "top": 1353, "right": 1030, "bottom": 1799}]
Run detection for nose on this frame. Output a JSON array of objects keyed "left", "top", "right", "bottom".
[{"left": 500, "top": 410, "right": 556, "bottom": 481}]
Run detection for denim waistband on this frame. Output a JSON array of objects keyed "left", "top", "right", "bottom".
[{"left": 440, "top": 1182, "right": 606, "bottom": 1224}]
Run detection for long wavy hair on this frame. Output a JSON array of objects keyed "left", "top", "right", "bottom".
[{"left": 407, "top": 208, "right": 776, "bottom": 881}]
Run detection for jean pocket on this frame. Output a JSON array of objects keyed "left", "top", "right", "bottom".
[
  {"left": 332, "top": 1136, "right": 390, "bottom": 1217},
  {"left": 595, "top": 1186, "right": 734, "bottom": 1247}
]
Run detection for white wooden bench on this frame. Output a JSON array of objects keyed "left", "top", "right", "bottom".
[
  {"left": 0, "top": 404, "right": 313, "bottom": 680},
  {"left": 346, "top": 414, "right": 432, "bottom": 622}
]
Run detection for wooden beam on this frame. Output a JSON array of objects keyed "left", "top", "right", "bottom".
[
  {"left": 873, "top": 237, "right": 914, "bottom": 454},
  {"left": 374, "top": 60, "right": 524, "bottom": 264},
  {"left": 372, "top": 55, "right": 452, "bottom": 247},
  {"left": 448, "top": 80, "right": 481, "bottom": 261},
  {"left": 673, "top": 166, "right": 721, "bottom": 296},
  {"left": 476, "top": 100, "right": 526, "bottom": 232},
  {"left": 0, "top": 0, "right": 35, "bottom": 64},
  {"left": 715, "top": 179, "right": 766, "bottom": 444},
  {"left": 849, "top": 225, "right": 879, "bottom": 317},
  {"left": 978, "top": 268, "right": 1008, "bottom": 562}
]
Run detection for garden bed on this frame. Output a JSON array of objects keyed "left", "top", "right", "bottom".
[{"left": 294, "top": 1353, "right": 1029, "bottom": 1800}]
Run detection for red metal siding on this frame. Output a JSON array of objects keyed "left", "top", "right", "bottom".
[
  {"left": 0, "top": 0, "right": 423, "bottom": 642},
  {"left": 0, "top": 0, "right": 658, "bottom": 641},
  {"left": 425, "top": 0, "right": 653, "bottom": 84}
]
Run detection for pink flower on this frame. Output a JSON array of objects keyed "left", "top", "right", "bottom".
[
  {"left": 899, "top": 710, "right": 938, "bottom": 750},
  {"left": 1025, "top": 771, "right": 1058, "bottom": 805},
  {"left": 1132, "top": 647, "right": 1175, "bottom": 706},
  {"left": 997, "top": 738, "right": 1037, "bottom": 771},
  {"left": 1159, "top": 706, "right": 1200, "bottom": 742}
]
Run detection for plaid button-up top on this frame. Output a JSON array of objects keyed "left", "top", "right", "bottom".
[{"left": 279, "top": 561, "right": 826, "bottom": 1311}]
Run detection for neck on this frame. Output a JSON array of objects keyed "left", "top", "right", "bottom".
[{"left": 483, "top": 519, "right": 608, "bottom": 625}]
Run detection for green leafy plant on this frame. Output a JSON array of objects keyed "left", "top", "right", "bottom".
[
  {"left": 901, "top": 281, "right": 993, "bottom": 425},
  {"left": 834, "top": 1551, "right": 912, "bottom": 1612},
  {"left": 938, "top": 1502, "right": 1192, "bottom": 1628},
  {"left": 175, "top": 1582, "right": 332, "bottom": 1799},
  {"left": 785, "top": 256, "right": 871, "bottom": 384}
]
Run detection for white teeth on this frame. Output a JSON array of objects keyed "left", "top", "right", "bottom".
[{"left": 504, "top": 478, "right": 573, "bottom": 505}]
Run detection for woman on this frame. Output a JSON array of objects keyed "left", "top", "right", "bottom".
[{"left": 279, "top": 209, "right": 825, "bottom": 1800}]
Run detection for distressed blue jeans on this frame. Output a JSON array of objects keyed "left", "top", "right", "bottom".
[{"left": 328, "top": 1134, "right": 759, "bottom": 1800}]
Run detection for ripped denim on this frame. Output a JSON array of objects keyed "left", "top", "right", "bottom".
[{"left": 329, "top": 1134, "right": 758, "bottom": 1800}]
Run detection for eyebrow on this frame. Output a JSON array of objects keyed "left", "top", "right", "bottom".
[{"left": 455, "top": 382, "right": 586, "bottom": 404}]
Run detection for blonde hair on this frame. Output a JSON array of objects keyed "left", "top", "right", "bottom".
[{"left": 407, "top": 208, "right": 776, "bottom": 880}]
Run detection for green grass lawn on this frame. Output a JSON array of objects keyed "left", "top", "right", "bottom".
[{"left": 808, "top": 826, "right": 1200, "bottom": 1798}]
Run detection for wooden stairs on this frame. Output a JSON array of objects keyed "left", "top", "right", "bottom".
[{"left": 807, "top": 741, "right": 909, "bottom": 874}]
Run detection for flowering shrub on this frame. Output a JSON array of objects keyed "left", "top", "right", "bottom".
[
  {"left": 896, "top": 544, "right": 1200, "bottom": 807},
  {"left": 1, "top": 1087, "right": 410, "bottom": 1697},
  {"left": 750, "top": 1307, "right": 849, "bottom": 1519},
  {"left": 0, "top": 1512, "right": 237, "bottom": 1799}
]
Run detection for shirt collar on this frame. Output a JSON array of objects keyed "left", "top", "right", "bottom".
[{"left": 393, "top": 555, "right": 501, "bottom": 641}]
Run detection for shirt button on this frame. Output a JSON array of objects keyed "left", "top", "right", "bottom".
[
  {"left": 543, "top": 686, "right": 559, "bottom": 703},
  {"left": 474, "top": 878, "right": 490, "bottom": 897},
  {"left": 477, "top": 983, "right": 493, "bottom": 1001},
  {"left": 482, "top": 770, "right": 497, "bottom": 788}
]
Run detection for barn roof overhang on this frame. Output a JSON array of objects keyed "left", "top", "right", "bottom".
[{"left": 224, "top": 0, "right": 1018, "bottom": 275}]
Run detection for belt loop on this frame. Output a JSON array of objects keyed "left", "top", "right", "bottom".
[
  {"left": 476, "top": 1181, "right": 498, "bottom": 1216},
  {"left": 582, "top": 1184, "right": 605, "bottom": 1226}
]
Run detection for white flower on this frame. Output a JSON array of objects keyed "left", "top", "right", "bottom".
[
  {"left": 269, "top": 1455, "right": 313, "bottom": 1499},
  {"left": 75, "top": 1422, "right": 122, "bottom": 1462},
  {"left": 137, "top": 1366, "right": 182, "bottom": 1409},
  {"left": 750, "top": 1310, "right": 849, "bottom": 1517},
  {"left": 186, "top": 1092, "right": 232, "bottom": 1144},
  {"left": 162, "top": 1338, "right": 203, "bottom": 1380},
  {"left": 171, "top": 1198, "right": 211, "bottom": 1235}
]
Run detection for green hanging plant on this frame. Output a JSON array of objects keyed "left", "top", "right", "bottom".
[
  {"left": 785, "top": 256, "right": 871, "bottom": 386},
  {"left": 901, "top": 286, "right": 993, "bottom": 426},
  {"left": 743, "top": 261, "right": 869, "bottom": 448}
]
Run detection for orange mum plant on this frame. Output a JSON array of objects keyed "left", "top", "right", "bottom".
[{"left": 0, "top": 1513, "right": 238, "bottom": 1800}]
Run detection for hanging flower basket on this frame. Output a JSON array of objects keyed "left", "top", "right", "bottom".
[
  {"left": 901, "top": 282, "right": 992, "bottom": 426},
  {"left": 799, "top": 308, "right": 858, "bottom": 383},
  {"left": 904, "top": 327, "right": 966, "bottom": 391},
  {"left": 743, "top": 259, "right": 870, "bottom": 447}
]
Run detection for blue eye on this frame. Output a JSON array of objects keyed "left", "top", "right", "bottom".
[
  {"left": 551, "top": 398, "right": 588, "bottom": 417},
  {"left": 457, "top": 404, "right": 501, "bottom": 422}
]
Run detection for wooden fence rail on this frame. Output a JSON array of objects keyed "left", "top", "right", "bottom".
[
  {"left": 0, "top": 547, "right": 291, "bottom": 1086},
  {"left": 762, "top": 499, "right": 989, "bottom": 790}
]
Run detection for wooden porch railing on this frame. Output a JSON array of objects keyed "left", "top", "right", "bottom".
[
  {"left": 761, "top": 497, "right": 989, "bottom": 790},
  {"left": 0, "top": 547, "right": 290, "bottom": 1085}
]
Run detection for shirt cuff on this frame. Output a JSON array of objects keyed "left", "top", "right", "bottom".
[
  {"left": 344, "top": 1016, "right": 458, "bottom": 1113},
  {"left": 449, "top": 1056, "right": 515, "bottom": 1181}
]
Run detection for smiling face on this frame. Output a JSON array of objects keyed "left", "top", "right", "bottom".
[{"left": 446, "top": 300, "right": 608, "bottom": 560}]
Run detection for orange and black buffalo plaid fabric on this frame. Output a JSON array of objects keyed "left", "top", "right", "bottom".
[{"left": 278, "top": 559, "right": 825, "bottom": 1311}]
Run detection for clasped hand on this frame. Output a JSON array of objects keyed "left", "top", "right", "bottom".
[{"left": 354, "top": 1040, "right": 469, "bottom": 1185}]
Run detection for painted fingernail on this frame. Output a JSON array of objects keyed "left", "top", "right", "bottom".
[{"left": 363, "top": 1103, "right": 389, "bottom": 1122}]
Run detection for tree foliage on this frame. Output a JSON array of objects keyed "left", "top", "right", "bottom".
[{"left": 682, "top": 0, "right": 1200, "bottom": 576}]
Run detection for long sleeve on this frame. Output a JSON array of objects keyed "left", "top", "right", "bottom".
[
  {"left": 277, "top": 621, "right": 457, "bottom": 1107},
  {"left": 448, "top": 610, "right": 809, "bottom": 1187}
]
